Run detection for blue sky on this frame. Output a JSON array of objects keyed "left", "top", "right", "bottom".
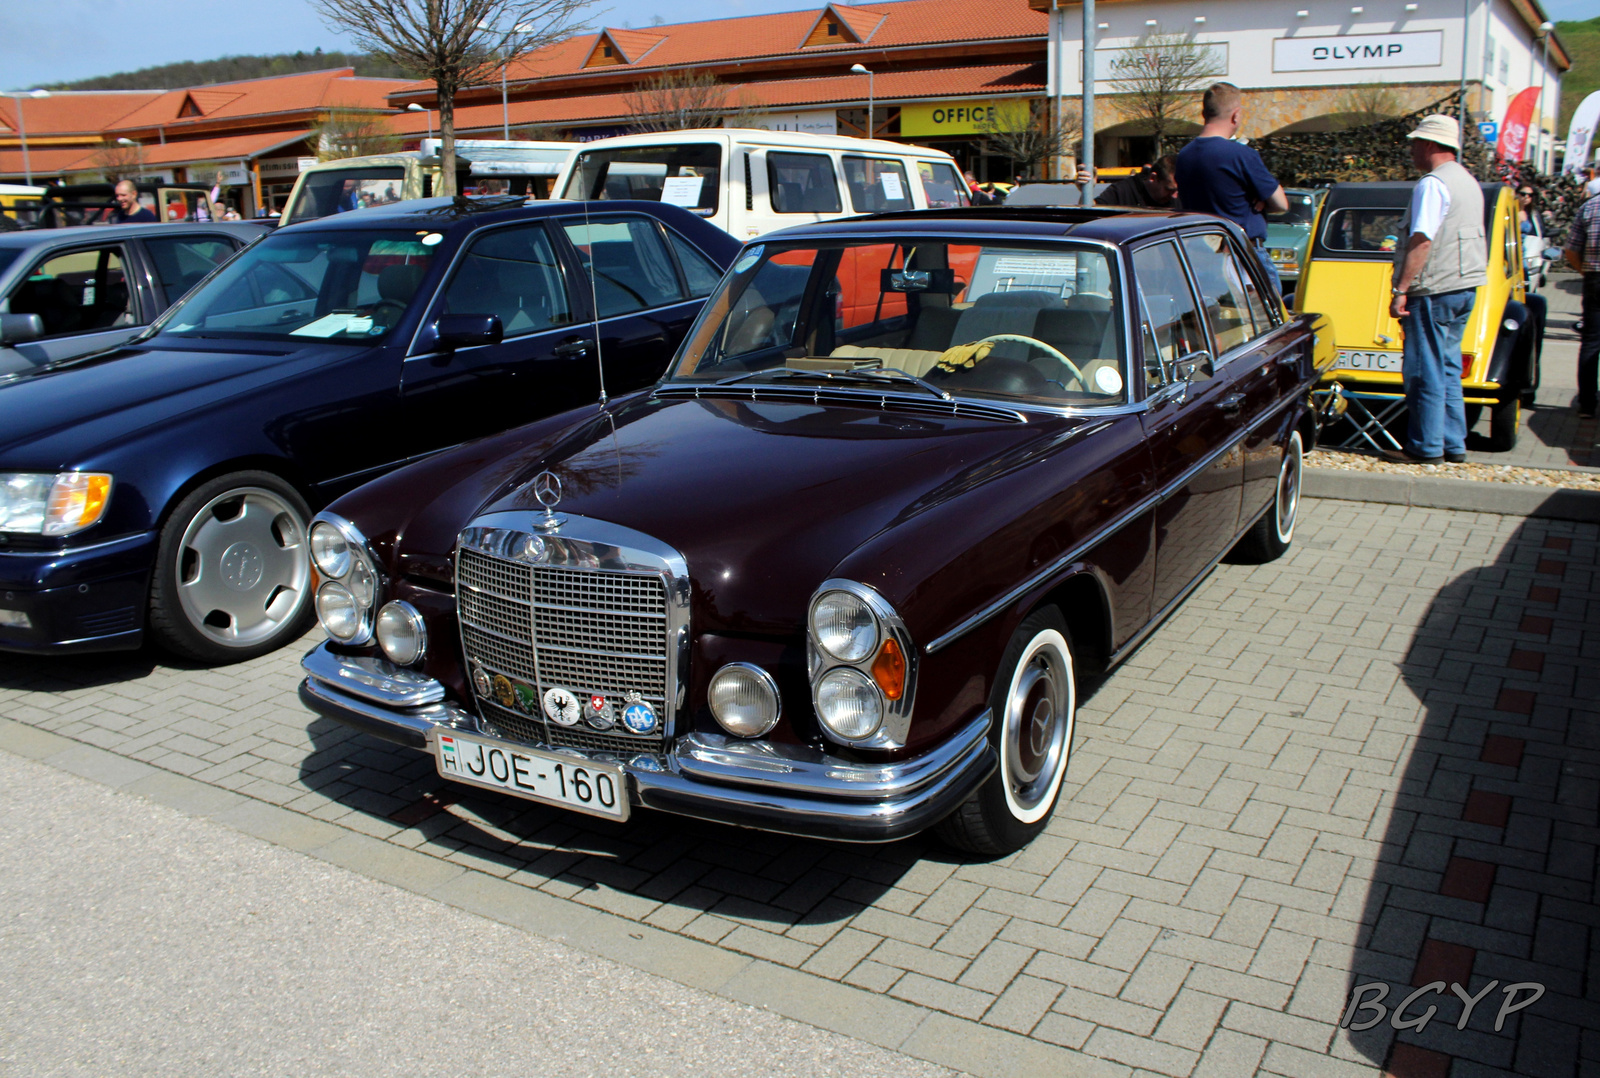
[{"left": 0, "top": 0, "right": 1591, "bottom": 91}]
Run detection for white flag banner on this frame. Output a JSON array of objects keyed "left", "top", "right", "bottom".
[{"left": 1563, "top": 90, "right": 1600, "bottom": 175}]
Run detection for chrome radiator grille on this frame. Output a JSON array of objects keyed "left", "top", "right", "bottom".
[{"left": 457, "top": 544, "right": 670, "bottom": 754}]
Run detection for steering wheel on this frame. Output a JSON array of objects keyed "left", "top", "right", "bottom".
[{"left": 973, "top": 334, "right": 1085, "bottom": 387}]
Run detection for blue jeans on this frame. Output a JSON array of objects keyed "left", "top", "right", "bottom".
[
  {"left": 1253, "top": 245, "right": 1282, "bottom": 300},
  {"left": 1400, "top": 289, "right": 1476, "bottom": 458}
]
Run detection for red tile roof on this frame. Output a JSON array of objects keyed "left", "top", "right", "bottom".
[
  {"left": 604, "top": 29, "right": 669, "bottom": 64},
  {"left": 81, "top": 130, "right": 314, "bottom": 169},
  {"left": 391, "top": 0, "right": 1046, "bottom": 97},
  {"left": 0, "top": 92, "right": 164, "bottom": 139},
  {"left": 392, "top": 61, "right": 1044, "bottom": 135},
  {"left": 0, "top": 146, "right": 108, "bottom": 178},
  {"left": 106, "top": 69, "right": 409, "bottom": 134}
]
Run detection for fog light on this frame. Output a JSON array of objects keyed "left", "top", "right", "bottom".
[
  {"left": 708, "top": 662, "right": 781, "bottom": 737},
  {"left": 315, "top": 581, "right": 361, "bottom": 642},
  {"left": 816, "top": 666, "right": 883, "bottom": 740},
  {"left": 375, "top": 601, "right": 426, "bottom": 665},
  {"left": 0, "top": 609, "right": 30, "bottom": 629}
]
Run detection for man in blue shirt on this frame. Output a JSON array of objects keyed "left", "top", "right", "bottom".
[{"left": 1175, "top": 83, "right": 1288, "bottom": 295}]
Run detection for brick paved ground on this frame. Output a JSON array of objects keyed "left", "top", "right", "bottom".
[{"left": 2, "top": 497, "right": 1595, "bottom": 1077}]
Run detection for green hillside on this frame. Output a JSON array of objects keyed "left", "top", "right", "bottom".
[
  {"left": 47, "top": 49, "right": 409, "bottom": 91},
  {"left": 1557, "top": 16, "right": 1599, "bottom": 137}
]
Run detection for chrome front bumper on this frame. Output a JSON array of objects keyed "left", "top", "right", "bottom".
[{"left": 299, "top": 643, "right": 995, "bottom": 843}]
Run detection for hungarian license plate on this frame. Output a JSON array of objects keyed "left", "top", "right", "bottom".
[
  {"left": 433, "top": 731, "right": 628, "bottom": 820},
  {"left": 1335, "top": 349, "right": 1403, "bottom": 373}
]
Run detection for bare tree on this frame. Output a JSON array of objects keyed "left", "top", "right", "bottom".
[
  {"left": 624, "top": 70, "right": 731, "bottom": 132},
  {"left": 311, "top": 107, "right": 402, "bottom": 160},
  {"left": 975, "top": 100, "right": 1079, "bottom": 180},
  {"left": 1107, "top": 29, "right": 1225, "bottom": 157},
  {"left": 313, "top": 0, "right": 597, "bottom": 196},
  {"left": 91, "top": 139, "right": 144, "bottom": 182},
  {"left": 1333, "top": 82, "right": 1405, "bottom": 129}
]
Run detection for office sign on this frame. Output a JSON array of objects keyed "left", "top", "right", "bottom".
[
  {"left": 900, "top": 100, "right": 1031, "bottom": 137},
  {"left": 1273, "top": 31, "right": 1443, "bottom": 71}
]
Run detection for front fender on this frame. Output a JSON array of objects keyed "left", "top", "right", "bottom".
[{"left": 1486, "top": 299, "right": 1532, "bottom": 388}]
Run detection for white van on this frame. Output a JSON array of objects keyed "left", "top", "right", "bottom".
[
  {"left": 280, "top": 139, "right": 575, "bottom": 226},
  {"left": 553, "top": 129, "right": 969, "bottom": 240}
]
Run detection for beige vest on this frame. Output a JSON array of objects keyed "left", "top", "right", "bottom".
[{"left": 1394, "top": 160, "right": 1487, "bottom": 296}]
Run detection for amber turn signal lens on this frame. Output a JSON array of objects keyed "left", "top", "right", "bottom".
[
  {"left": 43, "top": 473, "right": 113, "bottom": 536},
  {"left": 870, "top": 637, "right": 905, "bottom": 701}
]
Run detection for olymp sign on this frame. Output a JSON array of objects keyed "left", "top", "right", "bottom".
[{"left": 1274, "top": 30, "right": 1444, "bottom": 72}]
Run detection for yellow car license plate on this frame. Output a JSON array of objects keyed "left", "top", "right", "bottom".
[{"left": 1334, "top": 349, "right": 1403, "bottom": 373}]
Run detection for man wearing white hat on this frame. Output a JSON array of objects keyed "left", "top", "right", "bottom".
[{"left": 1384, "top": 114, "right": 1487, "bottom": 464}]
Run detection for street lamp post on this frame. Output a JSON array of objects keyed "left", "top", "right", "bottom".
[
  {"left": 2, "top": 88, "right": 52, "bottom": 186},
  {"left": 407, "top": 102, "right": 434, "bottom": 141},
  {"left": 850, "top": 63, "right": 874, "bottom": 139},
  {"left": 1537, "top": 21, "right": 1553, "bottom": 171}
]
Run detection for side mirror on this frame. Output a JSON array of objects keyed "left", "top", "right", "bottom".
[
  {"left": 0, "top": 313, "right": 44, "bottom": 345},
  {"left": 1542, "top": 247, "right": 1562, "bottom": 261},
  {"left": 1175, "top": 349, "right": 1214, "bottom": 380},
  {"left": 434, "top": 314, "right": 503, "bottom": 351}
]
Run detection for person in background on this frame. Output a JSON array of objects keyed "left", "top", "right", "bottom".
[
  {"left": 1385, "top": 115, "right": 1488, "bottom": 463},
  {"left": 1565, "top": 180, "right": 1600, "bottom": 418},
  {"left": 1175, "top": 83, "right": 1289, "bottom": 293},
  {"left": 963, "top": 171, "right": 993, "bottom": 206},
  {"left": 109, "top": 180, "right": 157, "bottom": 223},
  {"left": 1095, "top": 156, "right": 1179, "bottom": 209}
]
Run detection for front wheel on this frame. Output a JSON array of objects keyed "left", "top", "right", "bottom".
[
  {"left": 148, "top": 471, "right": 315, "bottom": 664},
  {"left": 936, "top": 607, "right": 1076, "bottom": 856},
  {"left": 1232, "top": 430, "right": 1303, "bottom": 564}
]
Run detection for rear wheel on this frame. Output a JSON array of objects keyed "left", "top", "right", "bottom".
[
  {"left": 148, "top": 471, "right": 314, "bottom": 664},
  {"left": 1232, "top": 430, "right": 1302, "bottom": 563},
  {"left": 1487, "top": 393, "right": 1520, "bottom": 452},
  {"left": 937, "top": 607, "right": 1075, "bottom": 856}
]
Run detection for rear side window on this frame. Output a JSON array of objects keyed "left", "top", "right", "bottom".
[
  {"left": 1180, "top": 233, "right": 1268, "bottom": 355},
  {"left": 562, "top": 216, "right": 686, "bottom": 317},
  {"left": 667, "top": 231, "right": 723, "bottom": 298},
  {"left": 9, "top": 245, "right": 138, "bottom": 336},
  {"left": 842, "top": 157, "right": 913, "bottom": 213},
  {"left": 1320, "top": 208, "right": 1405, "bottom": 255},
  {"left": 767, "top": 152, "right": 842, "bottom": 214},
  {"left": 143, "top": 235, "right": 235, "bottom": 303},
  {"left": 917, "top": 161, "right": 968, "bottom": 209}
]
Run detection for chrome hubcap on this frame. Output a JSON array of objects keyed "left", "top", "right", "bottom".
[
  {"left": 1276, "top": 434, "right": 1303, "bottom": 545},
  {"left": 1001, "top": 630, "right": 1074, "bottom": 824},
  {"left": 175, "top": 487, "right": 309, "bottom": 648}
]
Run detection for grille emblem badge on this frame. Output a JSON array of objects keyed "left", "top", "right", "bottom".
[
  {"left": 543, "top": 687, "right": 582, "bottom": 727},
  {"left": 585, "top": 693, "right": 616, "bottom": 730},
  {"left": 470, "top": 665, "right": 491, "bottom": 698},
  {"left": 622, "top": 701, "right": 658, "bottom": 735}
]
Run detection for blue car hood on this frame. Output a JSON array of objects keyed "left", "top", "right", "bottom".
[{"left": 0, "top": 339, "right": 342, "bottom": 468}]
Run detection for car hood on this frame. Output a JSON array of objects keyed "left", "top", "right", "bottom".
[
  {"left": 0, "top": 338, "right": 350, "bottom": 467},
  {"left": 444, "top": 392, "right": 1075, "bottom": 637}
]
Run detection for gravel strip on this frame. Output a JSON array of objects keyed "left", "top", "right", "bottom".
[{"left": 1307, "top": 449, "right": 1600, "bottom": 490}]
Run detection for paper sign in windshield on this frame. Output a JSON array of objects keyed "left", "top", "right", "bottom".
[
  {"left": 291, "top": 313, "right": 365, "bottom": 338},
  {"left": 992, "top": 256, "right": 1077, "bottom": 277},
  {"left": 659, "top": 176, "right": 705, "bottom": 206},
  {"left": 879, "top": 172, "right": 905, "bottom": 200}
]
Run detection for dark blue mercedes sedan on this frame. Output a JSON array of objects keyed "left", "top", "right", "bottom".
[{"left": 0, "top": 197, "right": 738, "bottom": 663}]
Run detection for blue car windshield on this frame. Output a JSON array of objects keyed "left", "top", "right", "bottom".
[{"left": 158, "top": 229, "right": 438, "bottom": 343}]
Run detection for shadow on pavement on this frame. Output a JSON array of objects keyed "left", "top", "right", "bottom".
[
  {"left": 1341, "top": 500, "right": 1597, "bottom": 1076},
  {"left": 0, "top": 644, "right": 165, "bottom": 691}
]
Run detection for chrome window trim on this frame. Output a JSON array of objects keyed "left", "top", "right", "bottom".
[
  {"left": 453, "top": 510, "right": 691, "bottom": 741},
  {"left": 807, "top": 577, "right": 918, "bottom": 749},
  {"left": 924, "top": 391, "right": 1300, "bottom": 655}
]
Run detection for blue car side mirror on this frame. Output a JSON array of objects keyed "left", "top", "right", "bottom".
[
  {"left": 0, "top": 313, "right": 43, "bottom": 345},
  {"left": 434, "top": 314, "right": 503, "bottom": 350}
]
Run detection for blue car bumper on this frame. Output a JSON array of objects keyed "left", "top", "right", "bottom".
[{"left": 0, "top": 531, "right": 157, "bottom": 654}]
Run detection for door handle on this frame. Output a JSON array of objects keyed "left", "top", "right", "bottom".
[
  {"left": 553, "top": 337, "right": 591, "bottom": 357},
  {"left": 1216, "top": 392, "right": 1245, "bottom": 414}
]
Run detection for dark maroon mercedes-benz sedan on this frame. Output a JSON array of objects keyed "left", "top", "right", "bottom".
[{"left": 297, "top": 206, "right": 1335, "bottom": 854}]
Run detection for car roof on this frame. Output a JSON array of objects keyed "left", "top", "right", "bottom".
[
  {"left": 1323, "top": 180, "right": 1505, "bottom": 209},
  {"left": 568, "top": 128, "right": 950, "bottom": 158},
  {"left": 0, "top": 221, "right": 268, "bottom": 249},
  {"left": 757, "top": 205, "right": 1230, "bottom": 245},
  {"left": 278, "top": 196, "right": 690, "bottom": 233}
]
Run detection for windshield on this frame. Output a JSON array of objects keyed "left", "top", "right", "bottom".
[
  {"left": 286, "top": 167, "right": 406, "bottom": 223},
  {"left": 158, "top": 229, "right": 437, "bottom": 343},
  {"left": 671, "top": 240, "right": 1128, "bottom": 407},
  {"left": 561, "top": 144, "right": 721, "bottom": 215},
  {"left": 1266, "top": 191, "right": 1319, "bottom": 226}
]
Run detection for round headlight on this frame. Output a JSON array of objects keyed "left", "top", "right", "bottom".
[
  {"left": 708, "top": 663, "right": 781, "bottom": 737},
  {"left": 309, "top": 521, "right": 351, "bottom": 578},
  {"left": 347, "top": 557, "right": 376, "bottom": 608},
  {"left": 376, "top": 601, "right": 426, "bottom": 666},
  {"left": 816, "top": 666, "right": 883, "bottom": 740},
  {"left": 812, "top": 590, "right": 878, "bottom": 663},
  {"left": 315, "top": 581, "right": 361, "bottom": 642}
]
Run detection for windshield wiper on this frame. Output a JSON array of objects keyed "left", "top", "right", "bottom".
[{"left": 712, "top": 366, "right": 952, "bottom": 401}]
